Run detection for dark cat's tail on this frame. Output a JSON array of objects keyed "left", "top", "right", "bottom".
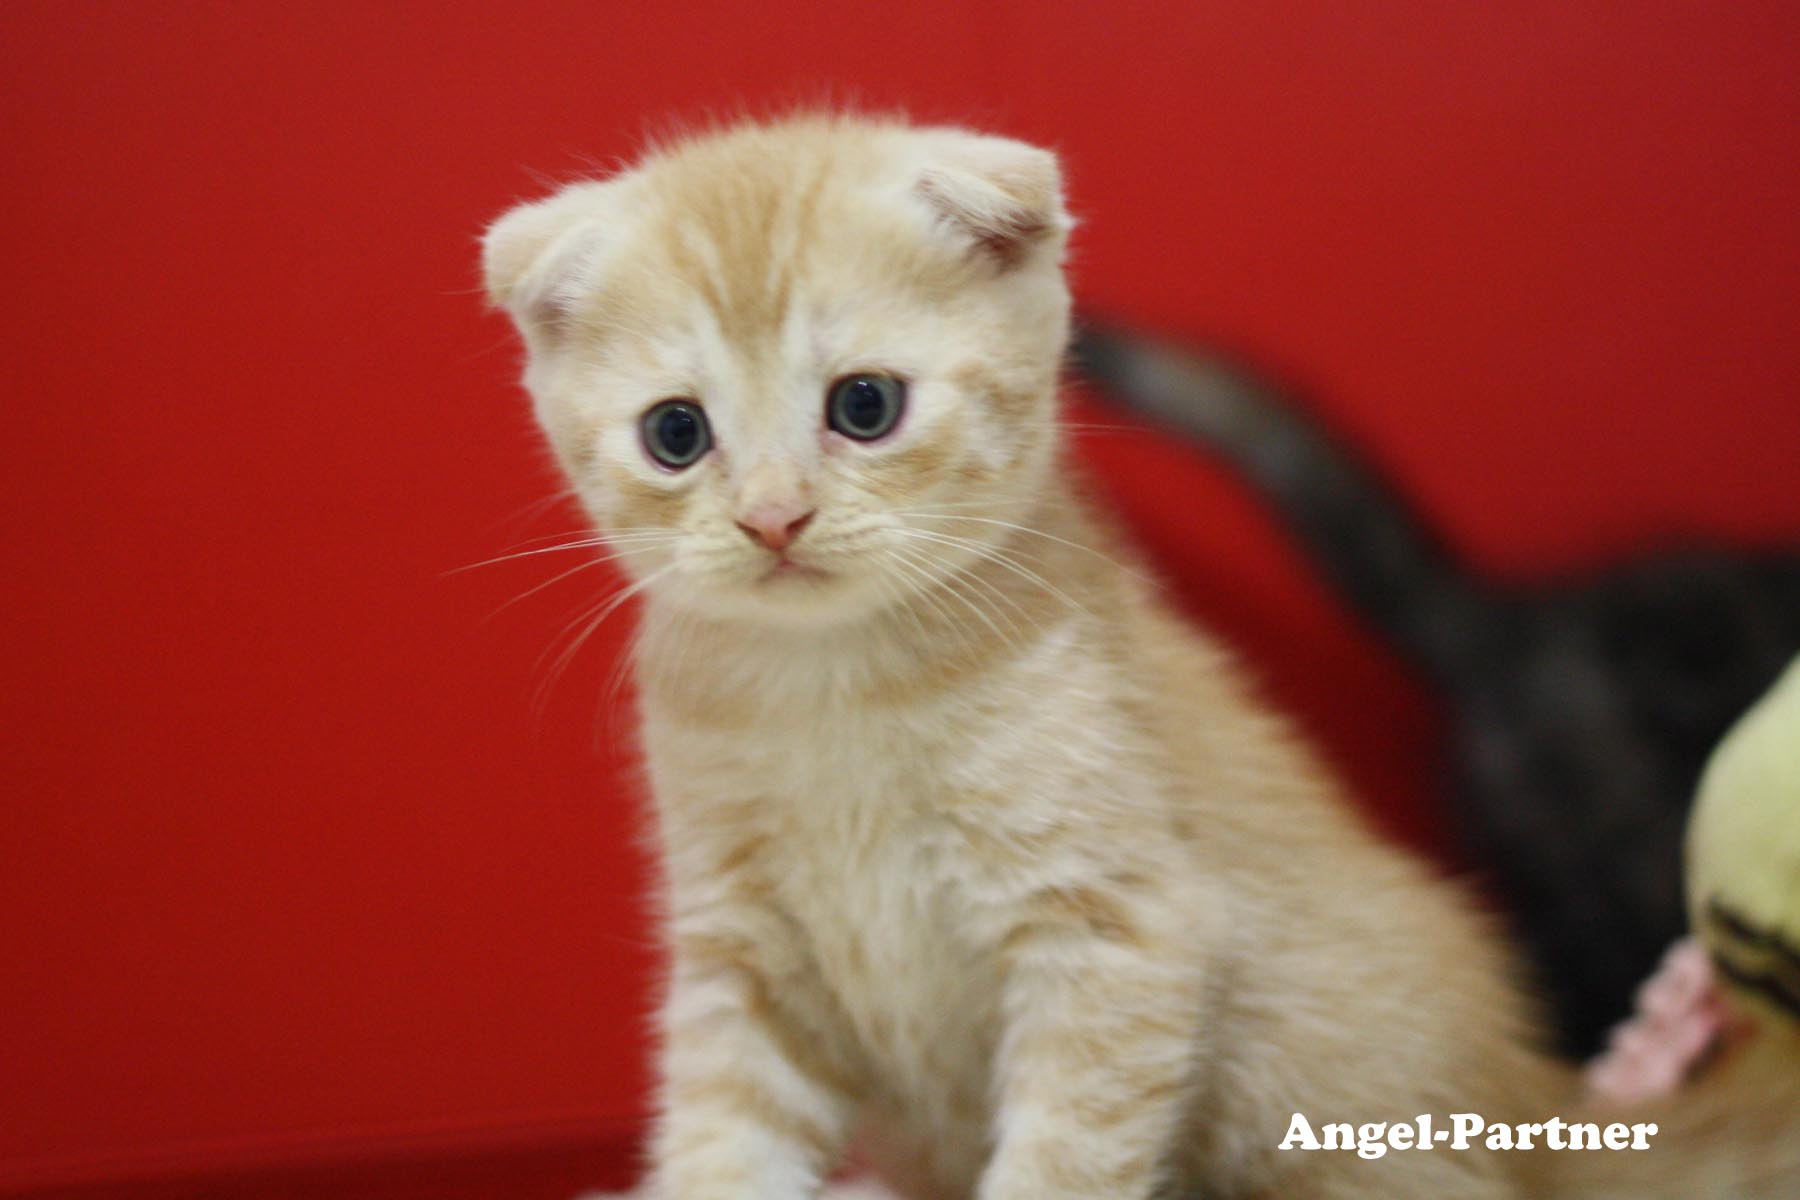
[{"left": 1072, "top": 322, "right": 1493, "bottom": 677}]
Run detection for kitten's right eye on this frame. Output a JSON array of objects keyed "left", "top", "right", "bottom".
[{"left": 641, "top": 400, "right": 711, "bottom": 469}]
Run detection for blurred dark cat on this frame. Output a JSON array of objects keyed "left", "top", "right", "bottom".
[{"left": 1076, "top": 322, "right": 1800, "bottom": 1056}]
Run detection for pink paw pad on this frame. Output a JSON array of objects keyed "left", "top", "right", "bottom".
[{"left": 1585, "top": 938, "right": 1730, "bottom": 1104}]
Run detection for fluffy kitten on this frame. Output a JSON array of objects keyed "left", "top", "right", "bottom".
[{"left": 482, "top": 115, "right": 1797, "bottom": 1199}]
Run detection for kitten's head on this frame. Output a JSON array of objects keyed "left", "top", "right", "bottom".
[{"left": 483, "top": 116, "right": 1073, "bottom": 627}]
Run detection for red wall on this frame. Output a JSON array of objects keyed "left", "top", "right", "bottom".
[{"left": 5, "top": 2, "right": 1798, "bottom": 1192}]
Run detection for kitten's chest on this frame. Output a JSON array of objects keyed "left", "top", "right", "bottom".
[
  {"left": 643, "top": 635, "right": 1111, "bottom": 1113},
  {"left": 676, "top": 702, "right": 1011, "bottom": 1096},
  {"left": 777, "top": 795, "right": 1005, "bottom": 1115},
  {"left": 768, "top": 702, "right": 1001, "bottom": 954}
]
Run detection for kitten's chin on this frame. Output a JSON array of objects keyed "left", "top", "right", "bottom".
[{"left": 654, "top": 564, "right": 893, "bottom": 630}]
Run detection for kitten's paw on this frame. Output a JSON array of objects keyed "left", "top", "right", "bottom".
[{"left": 1584, "top": 937, "right": 1730, "bottom": 1103}]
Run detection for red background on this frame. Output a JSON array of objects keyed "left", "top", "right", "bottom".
[{"left": 4, "top": 2, "right": 1798, "bottom": 1194}]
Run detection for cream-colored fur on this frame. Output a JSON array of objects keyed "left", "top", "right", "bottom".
[{"left": 485, "top": 115, "right": 1797, "bottom": 1200}]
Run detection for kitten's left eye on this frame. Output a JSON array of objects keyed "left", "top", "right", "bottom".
[
  {"left": 641, "top": 399, "right": 711, "bottom": 469},
  {"left": 827, "top": 374, "right": 906, "bottom": 441}
]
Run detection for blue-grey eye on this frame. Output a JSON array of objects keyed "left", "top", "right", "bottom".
[
  {"left": 827, "top": 374, "right": 906, "bottom": 441},
  {"left": 641, "top": 400, "right": 710, "bottom": 468}
]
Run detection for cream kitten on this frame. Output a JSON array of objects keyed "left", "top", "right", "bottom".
[{"left": 483, "top": 115, "right": 1799, "bottom": 1200}]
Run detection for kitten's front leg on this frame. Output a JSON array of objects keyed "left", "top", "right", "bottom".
[
  {"left": 651, "top": 942, "right": 854, "bottom": 1200},
  {"left": 979, "top": 878, "right": 1212, "bottom": 1200}
]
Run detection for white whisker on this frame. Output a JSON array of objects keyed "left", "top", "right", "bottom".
[
  {"left": 530, "top": 563, "right": 675, "bottom": 723},
  {"left": 893, "top": 527, "right": 1094, "bottom": 621},
  {"left": 899, "top": 511, "right": 1149, "bottom": 582},
  {"left": 487, "top": 488, "right": 581, "bottom": 534},
  {"left": 484, "top": 554, "right": 627, "bottom": 623},
  {"left": 886, "top": 544, "right": 1012, "bottom": 646},
  {"left": 891, "top": 541, "right": 1030, "bottom": 645},
  {"left": 869, "top": 560, "right": 935, "bottom": 649},
  {"left": 879, "top": 546, "right": 964, "bottom": 632},
  {"left": 447, "top": 532, "right": 676, "bottom": 575}
]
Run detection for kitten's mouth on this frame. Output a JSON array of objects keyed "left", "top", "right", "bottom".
[{"left": 759, "top": 557, "right": 830, "bottom": 584}]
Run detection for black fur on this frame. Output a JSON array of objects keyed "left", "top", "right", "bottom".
[{"left": 1076, "top": 322, "right": 1800, "bottom": 1055}]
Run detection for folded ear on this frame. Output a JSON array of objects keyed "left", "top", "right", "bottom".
[
  {"left": 913, "top": 132, "right": 1071, "bottom": 267},
  {"left": 481, "top": 179, "right": 621, "bottom": 334}
]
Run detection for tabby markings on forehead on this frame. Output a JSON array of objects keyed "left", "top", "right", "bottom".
[{"left": 651, "top": 153, "right": 835, "bottom": 357}]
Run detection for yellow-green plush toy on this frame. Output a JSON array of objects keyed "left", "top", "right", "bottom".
[
  {"left": 1587, "top": 657, "right": 1800, "bottom": 1103},
  {"left": 1688, "top": 654, "right": 1800, "bottom": 1027}
]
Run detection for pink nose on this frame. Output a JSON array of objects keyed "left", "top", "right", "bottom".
[{"left": 735, "top": 507, "right": 815, "bottom": 552}]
